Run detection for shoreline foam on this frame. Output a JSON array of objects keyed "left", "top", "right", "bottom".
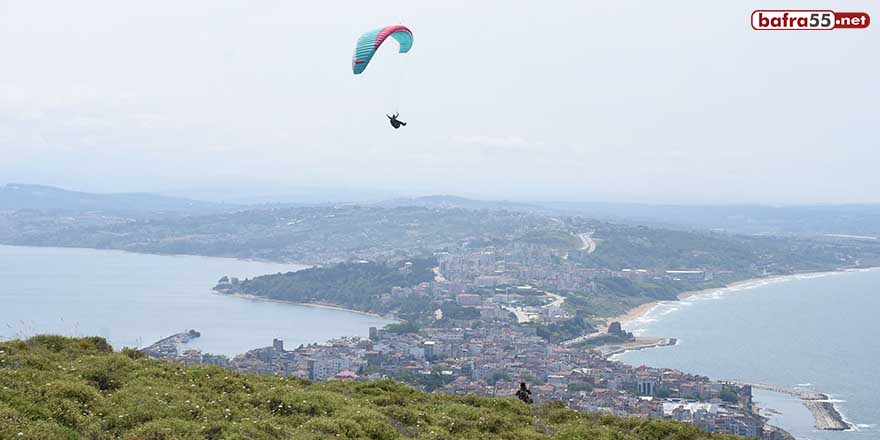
[
  {"left": 604, "top": 268, "right": 879, "bottom": 433},
  {"left": 605, "top": 269, "right": 869, "bottom": 333}
]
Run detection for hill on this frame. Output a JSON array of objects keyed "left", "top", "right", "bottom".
[
  {"left": 0, "top": 205, "right": 562, "bottom": 263},
  {"left": 0, "top": 336, "right": 734, "bottom": 440},
  {"left": 376, "top": 195, "right": 546, "bottom": 213},
  {"left": 216, "top": 258, "right": 437, "bottom": 316},
  {"left": 542, "top": 201, "right": 880, "bottom": 237},
  {"left": 7, "top": 201, "right": 880, "bottom": 269},
  {"left": 374, "top": 196, "right": 880, "bottom": 238},
  {"left": 0, "top": 183, "right": 235, "bottom": 216}
]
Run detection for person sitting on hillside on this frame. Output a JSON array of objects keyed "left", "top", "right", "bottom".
[{"left": 515, "top": 382, "right": 533, "bottom": 404}]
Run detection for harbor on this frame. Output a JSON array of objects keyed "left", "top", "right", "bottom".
[
  {"left": 726, "top": 380, "right": 850, "bottom": 431},
  {"left": 141, "top": 329, "right": 201, "bottom": 358},
  {"left": 595, "top": 337, "right": 678, "bottom": 358}
]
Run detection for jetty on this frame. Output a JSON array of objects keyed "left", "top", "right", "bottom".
[
  {"left": 725, "top": 380, "right": 849, "bottom": 431},
  {"left": 593, "top": 337, "right": 677, "bottom": 357},
  {"left": 141, "top": 329, "right": 201, "bottom": 358}
]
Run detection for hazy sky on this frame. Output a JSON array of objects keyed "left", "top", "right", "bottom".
[{"left": 1, "top": 1, "right": 877, "bottom": 203}]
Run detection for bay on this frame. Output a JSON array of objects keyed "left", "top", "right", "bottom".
[
  {"left": 616, "top": 269, "right": 880, "bottom": 440},
  {"left": 0, "top": 245, "right": 395, "bottom": 356}
]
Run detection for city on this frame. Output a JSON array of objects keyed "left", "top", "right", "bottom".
[{"left": 146, "top": 254, "right": 786, "bottom": 439}]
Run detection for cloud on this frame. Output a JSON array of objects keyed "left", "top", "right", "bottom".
[{"left": 0, "top": 0, "right": 877, "bottom": 203}]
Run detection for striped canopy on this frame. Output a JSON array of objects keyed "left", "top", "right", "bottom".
[{"left": 352, "top": 25, "right": 413, "bottom": 75}]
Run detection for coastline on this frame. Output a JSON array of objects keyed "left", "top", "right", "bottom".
[
  {"left": 219, "top": 291, "right": 397, "bottom": 321},
  {"left": 593, "top": 337, "right": 677, "bottom": 358},
  {"left": 602, "top": 269, "right": 866, "bottom": 331},
  {"left": 0, "top": 243, "right": 316, "bottom": 268},
  {"left": 602, "top": 268, "right": 879, "bottom": 435}
]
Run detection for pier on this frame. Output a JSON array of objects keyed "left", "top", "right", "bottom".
[
  {"left": 594, "top": 337, "right": 677, "bottom": 357},
  {"left": 725, "top": 380, "right": 850, "bottom": 431},
  {"left": 141, "top": 329, "right": 201, "bottom": 358}
]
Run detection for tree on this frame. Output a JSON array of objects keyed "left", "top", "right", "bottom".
[
  {"left": 655, "top": 386, "right": 671, "bottom": 398},
  {"left": 487, "top": 371, "right": 512, "bottom": 385},
  {"left": 568, "top": 382, "right": 593, "bottom": 392},
  {"left": 720, "top": 389, "right": 739, "bottom": 403},
  {"left": 385, "top": 321, "right": 419, "bottom": 334}
]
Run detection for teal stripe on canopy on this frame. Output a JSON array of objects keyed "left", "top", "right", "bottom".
[{"left": 352, "top": 25, "right": 413, "bottom": 75}]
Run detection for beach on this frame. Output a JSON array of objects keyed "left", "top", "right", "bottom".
[
  {"left": 612, "top": 267, "right": 880, "bottom": 439},
  {"left": 602, "top": 270, "right": 855, "bottom": 331},
  {"left": 221, "top": 291, "right": 395, "bottom": 320}
]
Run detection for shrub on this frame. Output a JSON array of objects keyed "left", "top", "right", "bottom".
[{"left": 0, "top": 336, "right": 737, "bottom": 440}]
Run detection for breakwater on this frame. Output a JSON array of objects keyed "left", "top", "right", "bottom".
[
  {"left": 141, "top": 329, "right": 201, "bottom": 357},
  {"left": 726, "top": 380, "right": 850, "bottom": 431},
  {"left": 597, "top": 337, "right": 677, "bottom": 358}
]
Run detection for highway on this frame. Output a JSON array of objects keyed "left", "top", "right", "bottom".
[{"left": 577, "top": 232, "right": 596, "bottom": 253}]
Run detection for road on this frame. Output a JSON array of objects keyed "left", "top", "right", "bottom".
[
  {"left": 502, "top": 306, "right": 532, "bottom": 324},
  {"left": 577, "top": 232, "right": 596, "bottom": 253},
  {"left": 432, "top": 266, "right": 448, "bottom": 282},
  {"left": 545, "top": 292, "right": 565, "bottom": 308},
  {"left": 505, "top": 292, "right": 567, "bottom": 324},
  {"left": 561, "top": 332, "right": 604, "bottom": 347}
]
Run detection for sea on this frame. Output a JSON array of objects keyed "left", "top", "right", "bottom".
[
  {"left": 0, "top": 245, "right": 396, "bottom": 356},
  {"left": 616, "top": 268, "right": 880, "bottom": 440}
]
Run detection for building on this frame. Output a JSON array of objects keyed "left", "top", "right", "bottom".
[
  {"left": 308, "top": 357, "right": 352, "bottom": 381},
  {"left": 665, "top": 270, "right": 708, "bottom": 282},
  {"left": 638, "top": 379, "right": 656, "bottom": 396},
  {"left": 333, "top": 370, "right": 359, "bottom": 381},
  {"left": 365, "top": 351, "right": 381, "bottom": 366},
  {"left": 456, "top": 294, "right": 482, "bottom": 306},
  {"left": 422, "top": 341, "right": 436, "bottom": 360}
]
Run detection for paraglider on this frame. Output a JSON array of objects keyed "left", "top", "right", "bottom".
[
  {"left": 387, "top": 112, "right": 406, "bottom": 129},
  {"left": 351, "top": 24, "right": 413, "bottom": 75},
  {"left": 352, "top": 25, "right": 413, "bottom": 128}
]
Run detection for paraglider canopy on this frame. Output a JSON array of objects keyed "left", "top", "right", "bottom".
[{"left": 352, "top": 25, "right": 413, "bottom": 75}]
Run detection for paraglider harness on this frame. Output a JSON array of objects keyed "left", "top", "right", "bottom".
[
  {"left": 387, "top": 112, "right": 407, "bottom": 129},
  {"left": 516, "top": 382, "right": 533, "bottom": 404}
]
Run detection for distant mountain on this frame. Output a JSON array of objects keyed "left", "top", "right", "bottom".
[
  {"left": 376, "top": 195, "right": 545, "bottom": 212},
  {"left": 541, "top": 201, "right": 880, "bottom": 237},
  {"left": 0, "top": 183, "right": 237, "bottom": 216},
  {"left": 5, "top": 184, "right": 879, "bottom": 238},
  {"left": 378, "top": 195, "right": 880, "bottom": 238}
]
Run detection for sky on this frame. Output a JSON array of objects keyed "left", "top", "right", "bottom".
[{"left": 0, "top": 1, "right": 877, "bottom": 204}]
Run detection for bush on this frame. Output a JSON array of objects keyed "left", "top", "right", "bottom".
[{"left": 0, "top": 336, "right": 736, "bottom": 440}]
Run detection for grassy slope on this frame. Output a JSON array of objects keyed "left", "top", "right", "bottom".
[{"left": 0, "top": 336, "right": 736, "bottom": 440}]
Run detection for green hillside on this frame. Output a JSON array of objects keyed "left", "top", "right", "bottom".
[{"left": 0, "top": 336, "right": 735, "bottom": 440}]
